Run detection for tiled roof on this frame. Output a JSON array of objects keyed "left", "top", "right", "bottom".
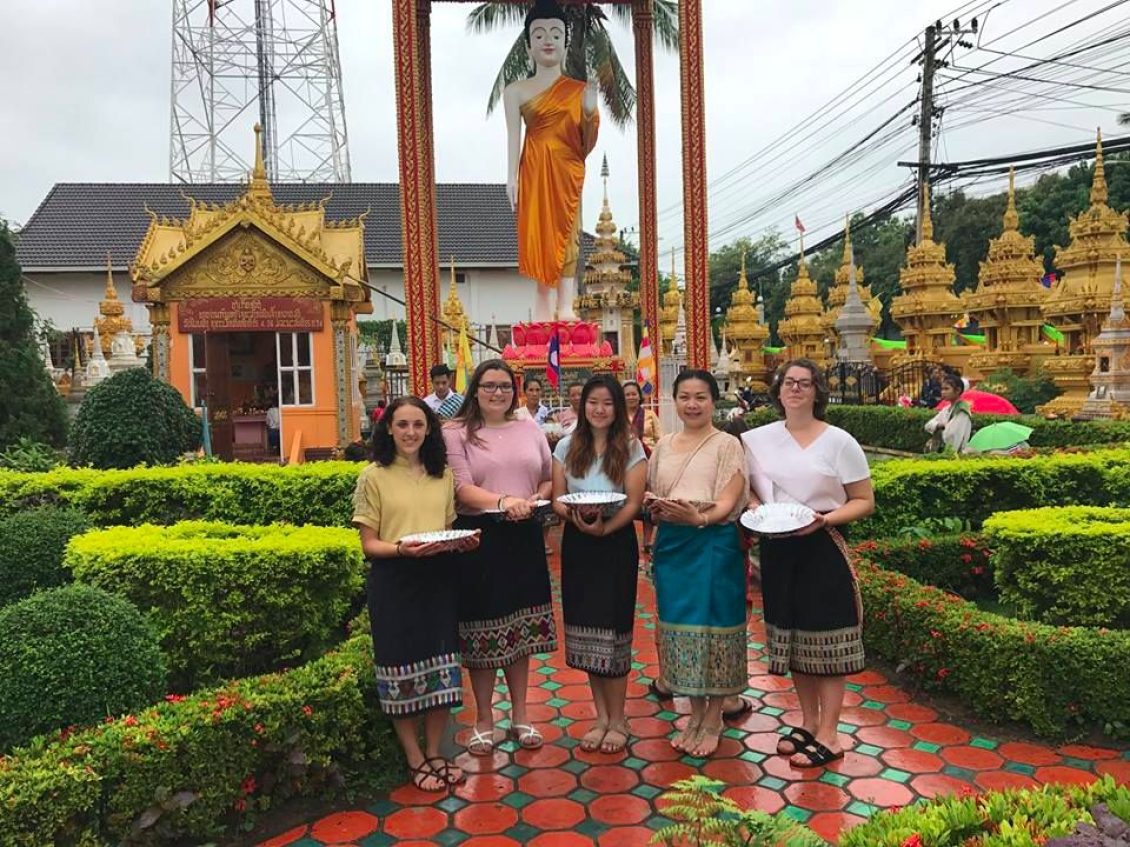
[{"left": 15, "top": 182, "right": 554, "bottom": 270}]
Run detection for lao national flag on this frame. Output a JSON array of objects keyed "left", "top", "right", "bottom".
[
  {"left": 546, "top": 325, "right": 561, "bottom": 390},
  {"left": 794, "top": 214, "right": 806, "bottom": 234},
  {"left": 636, "top": 326, "right": 655, "bottom": 396},
  {"left": 1040, "top": 272, "right": 1055, "bottom": 289}
]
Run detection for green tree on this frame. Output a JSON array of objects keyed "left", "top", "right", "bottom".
[
  {"left": 708, "top": 233, "right": 788, "bottom": 343},
  {"left": 0, "top": 221, "right": 67, "bottom": 451},
  {"left": 932, "top": 189, "right": 1008, "bottom": 295},
  {"left": 357, "top": 319, "right": 407, "bottom": 354},
  {"left": 468, "top": 1, "right": 680, "bottom": 128}
]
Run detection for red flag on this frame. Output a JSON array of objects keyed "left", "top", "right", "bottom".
[
  {"left": 794, "top": 215, "right": 806, "bottom": 234},
  {"left": 546, "top": 325, "right": 561, "bottom": 390}
]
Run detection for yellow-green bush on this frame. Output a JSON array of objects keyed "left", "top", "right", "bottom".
[
  {"left": 984, "top": 506, "right": 1130, "bottom": 628},
  {"left": 0, "top": 461, "right": 363, "bottom": 526},
  {"left": 65, "top": 522, "right": 365, "bottom": 690}
]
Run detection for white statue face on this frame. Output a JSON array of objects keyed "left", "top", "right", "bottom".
[{"left": 527, "top": 18, "right": 566, "bottom": 69}]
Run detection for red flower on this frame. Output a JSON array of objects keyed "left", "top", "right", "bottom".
[
  {"left": 123, "top": 715, "right": 138, "bottom": 727},
  {"left": 233, "top": 799, "right": 246, "bottom": 812},
  {"left": 901, "top": 835, "right": 923, "bottom": 847},
  {"left": 302, "top": 705, "right": 314, "bottom": 717},
  {"left": 971, "top": 566, "right": 985, "bottom": 576},
  {"left": 959, "top": 537, "right": 977, "bottom": 549},
  {"left": 960, "top": 553, "right": 973, "bottom": 563},
  {"left": 936, "top": 667, "right": 951, "bottom": 680},
  {"left": 240, "top": 775, "right": 257, "bottom": 795},
  {"left": 930, "top": 630, "right": 943, "bottom": 639},
  {"left": 164, "top": 694, "right": 185, "bottom": 703},
  {"left": 918, "top": 539, "right": 933, "bottom": 550},
  {"left": 253, "top": 723, "right": 265, "bottom": 735}
]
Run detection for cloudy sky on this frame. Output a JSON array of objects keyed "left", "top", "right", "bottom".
[{"left": 2, "top": 0, "right": 1125, "bottom": 271}]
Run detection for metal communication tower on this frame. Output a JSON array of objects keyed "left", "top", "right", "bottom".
[{"left": 169, "top": 0, "right": 351, "bottom": 183}]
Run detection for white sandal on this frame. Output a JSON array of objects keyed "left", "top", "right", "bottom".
[
  {"left": 467, "top": 727, "right": 494, "bottom": 756},
  {"left": 508, "top": 723, "right": 543, "bottom": 749}
]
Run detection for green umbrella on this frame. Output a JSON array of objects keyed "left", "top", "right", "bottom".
[{"left": 968, "top": 421, "right": 1034, "bottom": 452}]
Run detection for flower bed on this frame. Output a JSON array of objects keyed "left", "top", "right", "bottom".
[
  {"left": 65, "top": 522, "right": 365, "bottom": 690},
  {"left": 983, "top": 506, "right": 1130, "bottom": 629},
  {"left": 855, "top": 557, "right": 1130, "bottom": 739},
  {"left": 852, "top": 533, "right": 995, "bottom": 600},
  {"left": 838, "top": 775, "right": 1130, "bottom": 846},
  {"left": 0, "top": 629, "right": 399, "bottom": 847},
  {"left": 0, "top": 461, "right": 363, "bottom": 526}
]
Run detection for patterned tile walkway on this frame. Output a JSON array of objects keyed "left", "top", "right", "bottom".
[{"left": 257, "top": 548, "right": 1130, "bottom": 847}]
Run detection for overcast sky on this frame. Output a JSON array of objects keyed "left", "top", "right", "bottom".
[{"left": 2, "top": 0, "right": 1125, "bottom": 272}]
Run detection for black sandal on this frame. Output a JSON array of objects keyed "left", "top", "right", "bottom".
[
  {"left": 791, "top": 738, "right": 844, "bottom": 769},
  {"left": 647, "top": 679, "right": 674, "bottom": 700},
  {"left": 408, "top": 760, "right": 448, "bottom": 793},
  {"left": 776, "top": 726, "right": 816, "bottom": 756},
  {"left": 723, "top": 695, "right": 755, "bottom": 721},
  {"left": 425, "top": 756, "right": 465, "bottom": 786}
]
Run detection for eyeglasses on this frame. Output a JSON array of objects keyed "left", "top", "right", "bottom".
[
  {"left": 782, "top": 378, "right": 814, "bottom": 390},
  {"left": 478, "top": 382, "right": 514, "bottom": 394}
]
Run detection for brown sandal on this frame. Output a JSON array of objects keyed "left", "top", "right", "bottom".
[
  {"left": 600, "top": 723, "right": 631, "bottom": 754},
  {"left": 407, "top": 760, "right": 447, "bottom": 793}
]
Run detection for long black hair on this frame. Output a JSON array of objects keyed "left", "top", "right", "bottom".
[
  {"left": 565, "top": 374, "right": 633, "bottom": 487},
  {"left": 370, "top": 396, "right": 447, "bottom": 478}
]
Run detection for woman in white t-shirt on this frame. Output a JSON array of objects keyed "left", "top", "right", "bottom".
[{"left": 741, "top": 359, "right": 875, "bottom": 769}]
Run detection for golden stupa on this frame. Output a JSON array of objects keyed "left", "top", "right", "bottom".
[
  {"left": 723, "top": 247, "right": 769, "bottom": 389},
  {"left": 822, "top": 217, "right": 879, "bottom": 344},
  {"left": 967, "top": 168, "right": 1049, "bottom": 376},
  {"left": 93, "top": 254, "right": 137, "bottom": 356},
  {"left": 1039, "top": 129, "right": 1130, "bottom": 417},
  {"left": 658, "top": 251, "right": 682, "bottom": 354},
  {"left": 776, "top": 243, "right": 828, "bottom": 366},
  {"left": 442, "top": 257, "right": 469, "bottom": 334},
  {"left": 889, "top": 183, "right": 965, "bottom": 367}
]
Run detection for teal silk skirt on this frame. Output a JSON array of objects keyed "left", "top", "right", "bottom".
[{"left": 652, "top": 522, "right": 748, "bottom": 697}]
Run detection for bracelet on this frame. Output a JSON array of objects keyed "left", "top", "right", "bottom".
[
  {"left": 395, "top": 540, "right": 403, "bottom": 556},
  {"left": 497, "top": 494, "right": 507, "bottom": 511},
  {"left": 698, "top": 513, "right": 709, "bottom": 529}
]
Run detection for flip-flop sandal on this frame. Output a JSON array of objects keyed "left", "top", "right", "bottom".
[
  {"left": 776, "top": 727, "right": 816, "bottom": 756},
  {"left": 425, "top": 756, "right": 466, "bottom": 786},
  {"left": 467, "top": 727, "right": 494, "bottom": 757},
  {"left": 407, "top": 760, "right": 447, "bottom": 793},
  {"left": 791, "top": 738, "right": 845, "bottom": 769},
  {"left": 580, "top": 725, "right": 608, "bottom": 752},
  {"left": 600, "top": 723, "right": 631, "bottom": 754},
  {"left": 508, "top": 723, "right": 543, "bottom": 749},
  {"left": 722, "top": 695, "right": 755, "bottom": 721},
  {"left": 647, "top": 680, "right": 674, "bottom": 700}
]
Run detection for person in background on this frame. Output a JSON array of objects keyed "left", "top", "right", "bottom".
[
  {"left": 924, "top": 372, "right": 973, "bottom": 453},
  {"left": 424, "top": 364, "right": 464, "bottom": 419},
  {"left": 556, "top": 381, "right": 584, "bottom": 434},
  {"left": 623, "top": 381, "right": 662, "bottom": 456},
  {"left": 370, "top": 399, "right": 387, "bottom": 426},
  {"left": 266, "top": 401, "right": 281, "bottom": 452},
  {"left": 352, "top": 396, "right": 478, "bottom": 792},
  {"left": 517, "top": 376, "right": 550, "bottom": 424}
]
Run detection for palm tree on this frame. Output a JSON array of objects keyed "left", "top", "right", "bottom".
[{"left": 467, "top": 2, "right": 680, "bottom": 129}]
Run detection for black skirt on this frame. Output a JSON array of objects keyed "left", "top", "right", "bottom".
[
  {"left": 368, "top": 554, "right": 463, "bottom": 716},
  {"left": 759, "top": 526, "right": 865, "bottom": 677},
  {"left": 454, "top": 514, "right": 558, "bottom": 669},
  {"left": 560, "top": 522, "right": 639, "bottom": 678}
]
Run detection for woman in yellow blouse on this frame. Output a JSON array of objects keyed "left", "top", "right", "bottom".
[{"left": 352, "top": 396, "right": 479, "bottom": 793}]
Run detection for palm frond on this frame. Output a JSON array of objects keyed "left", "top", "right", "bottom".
[
  {"left": 587, "top": 26, "right": 636, "bottom": 128},
  {"left": 485, "top": 34, "right": 533, "bottom": 117},
  {"left": 465, "top": 2, "right": 528, "bottom": 35},
  {"left": 606, "top": 0, "right": 680, "bottom": 53}
]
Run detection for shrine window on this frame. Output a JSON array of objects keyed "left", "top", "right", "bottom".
[
  {"left": 189, "top": 334, "right": 207, "bottom": 407},
  {"left": 277, "top": 331, "right": 314, "bottom": 406}
]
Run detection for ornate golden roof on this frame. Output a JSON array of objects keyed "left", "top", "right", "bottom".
[
  {"left": 94, "top": 253, "right": 133, "bottom": 354},
  {"left": 823, "top": 216, "right": 879, "bottom": 334},
  {"left": 777, "top": 247, "right": 827, "bottom": 362},
  {"left": 131, "top": 124, "right": 369, "bottom": 308},
  {"left": 890, "top": 182, "right": 963, "bottom": 351},
  {"left": 724, "top": 247, "right": 769, "bottom": 346}
]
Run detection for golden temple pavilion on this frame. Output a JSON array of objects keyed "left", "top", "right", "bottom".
[
  {"left": 723, "top": 248, "right": 769, "bottom": 389},
  {"left": 777, "top": 247, "right": 829, "bottom": 366}
]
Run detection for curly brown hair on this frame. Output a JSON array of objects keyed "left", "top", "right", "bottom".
[{"left": 769, "top": 358, "right": 830, "bottom": 420}]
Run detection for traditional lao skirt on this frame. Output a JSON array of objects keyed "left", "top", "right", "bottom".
[
  {"left": 652, "top": 522, "right": 747, "bottom": 696},
  {"left": 368, "top": 553, "right": 462, "bottom": 717},
  {"left": 759, "top": 527, "right": 865, "bottom": 676},
  {"left": 561, "top": 522, "right": 638, "bottom": 677},
  {"left": 454, "top": 514, "right": 558, "bottom": 669}
]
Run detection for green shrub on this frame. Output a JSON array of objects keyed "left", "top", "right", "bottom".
[
  {"left": 852, "top": 533, "right": 995, "bottom": 600},
  {"left": 0, "top": 632, "right": 399, "bottom": 846},
  {"left": 744, "top": 405, "right": 1130, "bottom": 452},
  {"left": 839, "top": 776, "right": 1129, "bottom": 847},
  {"left": 856, "top": 559, "right": 1130, "bottom": 739},
  {"left": 0, "top": 584, "right": 166, "bottom": 751},
  {"left": 68, "top": 368, "right": 201, "bottom": 469},
  {"left": 65, "top": 521, "right": 365, "bottom": 689},
  {"left": 984, "top": 506, "right": 1130, "bottom": 628},
  {"left": 0, "top": 461, "right": 361, "bottom": 526},
  {"left": 981, "top": 367, "right": 1063, "bottom": 414},
  {"left": 859, "top": 448, "right": 1130, "bottom": 537},
  {"left": 0, "top": 436, "right": 62, "bottom": 472},
  {"left": 0, "top": 505, "right": 90, "bottom": 606}
]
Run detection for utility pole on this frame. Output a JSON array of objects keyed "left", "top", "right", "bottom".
[{"left": 913, "top": 17, "right": 978, "bottom": 242}]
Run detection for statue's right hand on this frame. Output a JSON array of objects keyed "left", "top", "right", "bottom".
[{"left": 506, "top": 179, "right": 518, "bottom": 212}]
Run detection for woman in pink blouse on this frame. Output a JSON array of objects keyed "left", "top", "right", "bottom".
[
  {"left": 443, "top": 359, "right": 557, "bottom": 756},
  {"left": 742, "top": 359, "right": 875, "bottom": 769}
]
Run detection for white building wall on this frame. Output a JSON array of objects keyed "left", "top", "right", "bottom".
[
  {"left": 22, "top": 270, "right": 151, "bottom": 333},
  {"left": 365, "top": 267, "right": 537, "bottom": 327}
]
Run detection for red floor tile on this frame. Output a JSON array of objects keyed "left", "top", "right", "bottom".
[
  {"left": 827, "top": 751, "right": 884, "bottom": 779},
  {"left": 743, "top": 731, "right": 789, "bottom": 755},
  {"left": 589, "top": 794, "right": 652, "bottom": 826},
  {"left": 518, "top": 768, "right": 578, "bottom": 798},
  {"left": 528, "top": 833, "right": 594, "bottom": 847},
  {"left": 1057, "top": 744, "right": 1119, "bottom": 761},
  {"left": 859, "top": 685, "right": 909, "bottom": 704},
  {"left": 884, "top": 703, "right": 938, "bottom": 723},
  {"left": 641, "top": 760, "right": 698, "bottom": 788},
  {"left": 597, "top": 826, "right": 655, "bottom": 847},
  {"left": 382, "top": 807, "right": 447, "bottom": 840},
  {"left": 847, "top": 777, "right": 916, "bottom": 807},
  {"left": 762, "top": 754, "right": 826, "bottom": 782},
  {"left": 454, "top": 803, "right": 520, "bottom": 835},
  {"left": 847, "top": 670, "right": 888, "bottom": 686},
  {"left": 998, "top": 741, "right": 1062, "bottom": 767},
  {"left": 522, "top": 798, "right": 587, "bottom": 830},
  {"left": 454, "top": 774, "right": 515, "bottom": 803},
  {"left": 909, "top": 722, "right": 971, "bottom": 746},
  {"left": 310, "top": 812, "right": 379, "bottom": 843},
  {"left": 838, "top": 706, "right": 889, "bottom": 727},
  {"left": 515, "top": 744, "right": 572, "bottom": 769},
  {"left": 629, "top": 716, "right": 678, "bottom": 738},
  {"left": 1096, "top": 760, "right": 1130, "bottom": 782},
  {"left": 808, "top": 812, "right": 867, "bottom": 844},
  {"left": 1034, "top": 766, "right": 1098, "bottom": 786},
  {"left": 629, "top": 737, "right": 682, "bottom": 762},
  {"left": 785, "top": 781, "right": 851, "bottom": 812},
  {"left": 941, "top": 746, "right": 1004, "bottom": 771},
  {"left": 975, "top": 771, "right": 1039, "bottom": 792},
  {"left": 911, "top": 773, "right": 976, "bottom": 800},
  {"left": 701, "top": 757, "right": 764, "bottom": 784},
  {"left": 729, "top": 712, "right": 782, "bottom": 733},
  {"left": 880, "top": 747, "right": 944, "bottom": 774},
  {"left": 723, "top": 785, "right": 786, "bottom": 815},
  {"left": 462, "top": 838, "right": 522, "bottom": 847},
  {"left": 748, "top": 674, "right": 793, "bottom": 691},
  {"left": 855, "top": 726, "right": 914, "bottom": 749},
  {"left": 581, "top": 765, "right": 640, "bottom": 794}
]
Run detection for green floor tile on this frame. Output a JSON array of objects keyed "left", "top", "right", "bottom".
[
  {"left": 552, "top": 716, "right": 575, "bottom": 728},
  {"left": 761, "top": 706, "right": 784, "bottom": 717},
  {"left": 970, "top": 737, "right": 999, "bottom": 750},
  {"left": 943, "top": 765, "right": 977, "bottom": 782},
  {"left": 644, "top": 623, "right": 656, "bottom": 630},
  {"left": 837, "top": 722, "right": 858, "bottom": 734},
  {"left": 360, "top": 834, "right": 395, "bottom": 847},
  {"left": 632, "top": 784, "right": 664, "bottom": 800},
  {"left": 681, "top": 754, "right": 707, "bottom": 767},
  {"left": 631, "top": 661, "right": 646, "bottom": 670},
  {"left": 498, "top": 741, "right": 518, "bottom": 754},
  {"left": 888, "top": 719, "right": 912, "bottom": 730},
  {"left": 819, "top": 771, "right": 850, "bottom": 787},
  {"left": 645, "top": 815, "right": 674, "bottom": 831},
  {"left": 759, "top": 776, "right": 787, "bottom": 791},
  {"left": 880, "top": 767, "right": 911, "bottom": 783},
  {"left": 845, "top": 683, "right": 863, "bottom": 692},
  {"left": 576, "top": 818, "right": 608, "bottom": 838},
  {"left": 856, "top": 743, "right": 883, "bottom": 757},
  {"left": 536, "top": 666, "right": 556, "bottom": 675},
  {"left": 569, "top": 787, "right": 598, "bottom": 804},
  {"left": 740, "top": 750, "right": 767, "bottom": 764},
  {"left": 502, "top": 792, "right": 535, "bottom": 809},
  {"left": 783, "top": 806, "right": 813, "bottom": 824},
  {"left": 437, "top": 795, "right": 468, "bottom": 813},
  {"left": 366, "top": 799, "right": 399, "bottom": 817},
  {"left": 861, "top": 700, "right": 884, "bottom": 710},
  {"left": 559, "top": 736, "right": 579, "bottom": 749},
  {"left": 1063, "top": 757, "right": 1093, "bottom": 771},
  {"left": 749, "top": 641, "right": 765, "bottom": 649},
  {"left": 623, "top": 756, "right": 648, "bottom": 770},
  {"left": 500, "top": 764, "right": 527, "bottom": 778},
  {"left": 435, "top": 830, "right": 467, "bottom": 846},
  {"left": 1004, "top": 761, "right": 1036, "bottom": 776},
  {"left": 846, "top": 800, "right": 877, "bottom": 818},
  {"left": 495, "top": 701, "right": 512, "bottom": 711},
  {"left": 562, "top": 759, "right": 588, "bottom": 774},
  {"left": 541, "top": 680, "right": 562, "bottom": 691},
  {"left": 504, "top": 823, "right": 540, "bottom": 842},
  {"left": 638, "top": 612, "right": 653, "bottom": 619},
  {"left": 546, "top": 697, "right": 569, "bottom": 708},
  {"left": 656, "top": 710, "right": 680, "bottom": 721},
  {"left": 723, "top": 727, "right": 744, "bottom": 740},
  {"left": 912, "top": 741, "right": 941, "bottom": 753}
]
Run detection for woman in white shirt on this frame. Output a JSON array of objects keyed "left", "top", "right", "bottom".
[
  {"left": 742, "top": 359, "right": 875, "bottom": 769},
  {"left": 924, "top": 373, "right": 973, "bottom": 453}
]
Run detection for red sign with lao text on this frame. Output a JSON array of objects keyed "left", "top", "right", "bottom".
[{"left": 177, "top": 297, "right": 324, "bottom": 333}]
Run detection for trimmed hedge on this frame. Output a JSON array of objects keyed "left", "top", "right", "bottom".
[
  {"left": 839, "top": 775, "right": 1130, "bottom": 847},
  {"left": 0, "top": 504, "right": 89, "bottom": 606},
  {"left": 0, "top": 629, "right": 400, "bottom": 846},
  {"left": 856, "top": 558, "right": 1130, "bottom": 739},
  {"left": 984, "top": 506, "right": 1130, "bottom": 628},
  {"left": 852, "top": 533, "right": 995, "bottom": 600},
  {"left": 859, "top": 448, "right": 1130, "bottom": 537},
  {"left": 0, "top": 584, "right": 167, "bottom": 751},
  {"left": 65, "top": 522, "right": 365, "bottom": 689},
  {"left": 0, "top": 461, "right": 362, "bottom": 525},
  {"left": 746, "top": 405, "right": 1130, "bottom": 452}
]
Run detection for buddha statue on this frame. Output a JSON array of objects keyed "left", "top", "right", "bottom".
[{"left": 504, "top": 0, "right": 599, "bottom": 322}]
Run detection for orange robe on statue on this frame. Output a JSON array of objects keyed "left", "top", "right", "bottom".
[{"left": 517, "top": 76, "right": 599, "bottom": 289}]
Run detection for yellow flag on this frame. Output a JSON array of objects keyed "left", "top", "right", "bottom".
[{"left": 456, "top": 323, "right": 473, "bottom": 394}]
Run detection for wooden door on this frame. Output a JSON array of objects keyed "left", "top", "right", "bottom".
[{"left": 204, "top": 334, "right": 234, "bottom": 460}]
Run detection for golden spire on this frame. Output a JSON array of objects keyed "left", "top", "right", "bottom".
[
  {"left": 842, "top": 215, "right": 852, "bottom": 264},
  {"left": 103, "top": 252, "right": 119, "bottom": 301},
  {"left": 738, "top": 245, "right": 750, "bottom": 292},
  {"left": 920, "top": 181, "right": 934, "bottom": 243},
  {"left": 1003, "top": 167, "right": 1019, "bottom": 233},
  {"left": 249, "top": 123, "right": 272, "bottom": 199},
  {"left": 1091, "top": 127, "right": 1108, "bottom": 208},
  {"left": 443, "top": 256, "right": 466, "bottom": 327}
]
